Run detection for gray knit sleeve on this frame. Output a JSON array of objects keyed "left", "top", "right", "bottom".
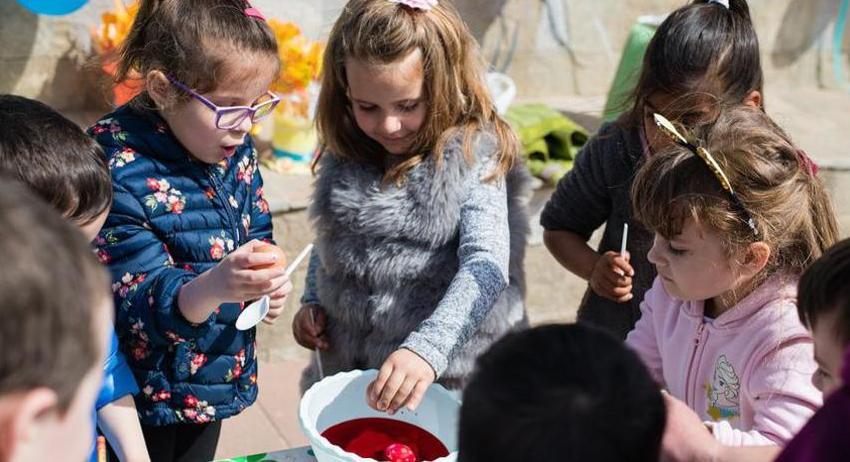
[
  {"left": 299, "top": 249, "right": 321, "bottom": 306},
  {"left": 401, "top": 160, "right": 510, "bottom": 377}
]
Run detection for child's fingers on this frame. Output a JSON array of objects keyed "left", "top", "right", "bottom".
[
  {"left": 260, "top": 277, "right": 292, "bottom": 301},
  {"left": 611, "top": 256, "right": 635, "bottom": 277},
  {"left": 301, "top": 310, "right": 322, "bottom": 337},
  {"left": 232, "top": 239, "right": 262, "bottom": 253},
  {"left": 231, "top": 251, "right": 278, "bottom": 269},
  {"left": 594, "top": 277, "right": 631, "bottom": 302},
  {"left": 611, "top": 284, "right": 632, "bottom": 297},
  {"left": 602, "top": 270, "right": 631, "bottom": 288},
  {"left": 262, "top": 304, "right": 285, "bottom": 325},
  {"left": 234, "top": 269, "right": 286, "bottom": 293},
  {"left": 311, "top": 307, "right": 327, "bottom": 335},
  {"left": 388, "top": 376, "right": 418, "bottom": 414},
  {"left": 376, "top": 371, "right": 406, "bottom": 412},
  {"left": 293, "top": 312, "right": 317, "bottom": 348},
  {"left": 239, "top": 266, "right": 287, "bottom": 283},
  {"left": 268, "top": 291, "right": 287, "bottom": 309},
  {"left": 405, "top": 381, "right": 430, "bottom": 412},
  {"left": 295, "top": 304, "right": 328, "bottom": 349},
  {"left": 295, "top": 328, "right": 321, "bottom": 349},
  {"left": 370, "top": 365, "right": 395, "bottom": 407},
  {"left": 314, "top": 336, "right": 330, "bottom": 350},
  {"left": 265, "top": 276, "right": 293, "bottom": 296},
  {"left": 294, "top": 314, "right": 317, "bottom": 346},
  {"left": 615, "top": 292, "right": 634, "bottom": 303}
]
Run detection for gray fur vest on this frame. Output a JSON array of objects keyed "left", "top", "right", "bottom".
[{"left": 303, "top": 133, "right": 531, "bottom": 390}]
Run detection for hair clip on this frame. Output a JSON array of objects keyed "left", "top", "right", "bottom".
[
  {"left": 707, "top": 0, "right": 730, "bottom": 9},
  {"left": 244, "top": 2, "right": 266, "bottom": 20},
  {"left": 796, "top": 149, "right": 819, "bottom": 176},
  {"left": 653, "top": 113, "right": 759, "bottom": 236},
  {"left": 388, "top": 0, "right": 438, "bottom": 11}
]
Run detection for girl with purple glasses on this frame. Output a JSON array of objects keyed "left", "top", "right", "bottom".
[{"left": 88, "top": 1, "right": 290, "bottom": 460}]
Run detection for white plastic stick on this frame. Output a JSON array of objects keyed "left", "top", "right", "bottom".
[
  {"left": 290, "top": 242, "right": 324, "bottom": 380},
  {"left": 309, "top": 307, "right": 325, "bottom": 380},
  {"left": 285, "top": 243, "right": 314, "bottom": 278},
  {"left": 620, "top": 223, "right": 629, "bottom": 256}
]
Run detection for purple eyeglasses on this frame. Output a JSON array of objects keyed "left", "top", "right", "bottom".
[{"left": 166, "top": 75, "right": 280, "bottom": 130}]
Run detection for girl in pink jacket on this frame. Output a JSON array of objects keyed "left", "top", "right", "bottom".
[{"left": 626, "top": 106, "right": 839, "bottom": 446}]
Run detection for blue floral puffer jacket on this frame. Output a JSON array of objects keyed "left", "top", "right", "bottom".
[{"left": 89, "top": 105, "right": 273, "bottom": 426}]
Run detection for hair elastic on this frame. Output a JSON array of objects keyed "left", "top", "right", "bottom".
[
  {"left": 245, "top": 2, "right": 266, "bottom": 20},
  {"left": 388, "top": 0, "right": 438, "bottom": 11}
]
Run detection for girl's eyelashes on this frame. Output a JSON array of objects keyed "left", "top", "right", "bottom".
[
  {"left": 398, "top": 101, "right": 420, "bottom": 112},
  {"left": 353, "top": 101, "right": 421, "bottom": 113},
  {"left": 667, "top": 241, "right": 688, "bottom": 256}
]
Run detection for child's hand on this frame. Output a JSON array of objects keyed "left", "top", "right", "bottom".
[
  {"left": 292, "top": 304, "right": 329, "bottom": 350},
  {"left": 367, "top": 348, "right": 436, "bottom": 415},
  {"left": 262, "top": 275, "right": 293, "bottom": 325},
  {"left": 589, "top": 250, "right": 634, "bottom": 303},
  {"left": 97, "top": 395, "right": 151, "bottom": 462},
  {"left": 660, "top": 392, "right": 718, "bottom": 462},
  {"left": 179, "top": 240, "right": 286, "bottom": 323},
  {"left": 210, "top": 240, "right": 286, "bottom": 303}
]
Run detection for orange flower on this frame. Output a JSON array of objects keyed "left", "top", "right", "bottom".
[
  {"left": 268, "top": 19, "right": 325, "bottom": 95},
  {"left": 92, "top": 0, "right": 139, "bottom": 55}
]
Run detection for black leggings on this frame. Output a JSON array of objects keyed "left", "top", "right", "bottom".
[{"left": 140, "top": 421, "right": 222, "bottom": 462}]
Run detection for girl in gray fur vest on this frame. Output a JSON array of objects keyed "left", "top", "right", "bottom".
[{"left": 292, "top": 0, "right": 531, "bottom": 415}]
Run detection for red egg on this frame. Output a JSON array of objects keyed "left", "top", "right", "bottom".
[{"left": 385, "top": 443, "right": 417, "bottom": 462}]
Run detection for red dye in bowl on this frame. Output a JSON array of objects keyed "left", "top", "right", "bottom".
[{"left": 321, "top": 418, "right": 449, "bottom": 461}]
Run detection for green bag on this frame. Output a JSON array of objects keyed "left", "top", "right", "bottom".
[
  {"left": 505, "top": 103, "right": 589, "bottom": 185},
  {"left": 602, "top": 20, "right": 659, "bottom": 122}
]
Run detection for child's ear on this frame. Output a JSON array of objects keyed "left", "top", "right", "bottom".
[
  {"left": 0, "top": 388, "right": 58, "bottom": 460},
  {"left": 146, "top": 70, "right": 173, "bottom": 109},
  {"left": 742, "top": 241, "right": 771, "bottom": 276},
  {"left": 742, "top": 90, "right": 762, "bottom": 109}
]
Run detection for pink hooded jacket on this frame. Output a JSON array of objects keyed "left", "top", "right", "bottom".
[{"left": 626, "top": 274, "right": 821, "bottom": 446}]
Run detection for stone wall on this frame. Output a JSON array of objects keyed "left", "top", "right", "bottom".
[{"left": 1, "top": 0, "right": 848, "bottom": 109}]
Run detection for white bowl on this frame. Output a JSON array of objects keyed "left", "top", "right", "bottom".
[{"left": 299, "top": 369, "right": 460, "bottom": 462}]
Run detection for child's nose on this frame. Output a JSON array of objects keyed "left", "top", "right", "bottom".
[
  {"left": 647, "top": 237, "right": 664, "bottom": 266},
  {"left": 232, "top": 113, "right": 253, "bottom": 134},
  {"left": 380, "top": 115, "right": 401, "bottom": 135}
]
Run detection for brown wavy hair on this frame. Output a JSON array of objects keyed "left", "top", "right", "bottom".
[
  {"left": 114, "top": 0, "right": 279, "bottom": 109},
  {"left": 631, "top": 105, "right": 838, "bottom": 278},
  {"left": 315, "top": 0, "right": 518, "bottom": 183}
]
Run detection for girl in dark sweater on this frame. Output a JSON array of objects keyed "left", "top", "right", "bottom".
[{"left": 541, "top": 0, "right": 765, "bottom": 338}]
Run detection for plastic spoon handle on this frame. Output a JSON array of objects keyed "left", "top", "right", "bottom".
[{"left": 285, "top": 243, "right": 314, "bottom": 278}]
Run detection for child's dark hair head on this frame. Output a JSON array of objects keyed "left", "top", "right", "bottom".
[
  {"left": 798, "top": 238, "right": 850, "bottom": 344},
  {"left": 0, "top": 179, "right": 111, "bottom": 412},
  {"left": 0, "top": 94, "right": 112, "bottom": 226},
  {"left": 115, "top": 0, "right": 279, "bottom": 109},
  {"left": 625, "top": 0, "right": 763, "bottom": 128},
  {"left": 316, "top": 0, "right": 518, "bottom": 183},
  {"left": 632, "top": 106, "right": 838, "bottom": 278},
  {"left": 458, "top": 324, "right": 665, "bottom": 462}
]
